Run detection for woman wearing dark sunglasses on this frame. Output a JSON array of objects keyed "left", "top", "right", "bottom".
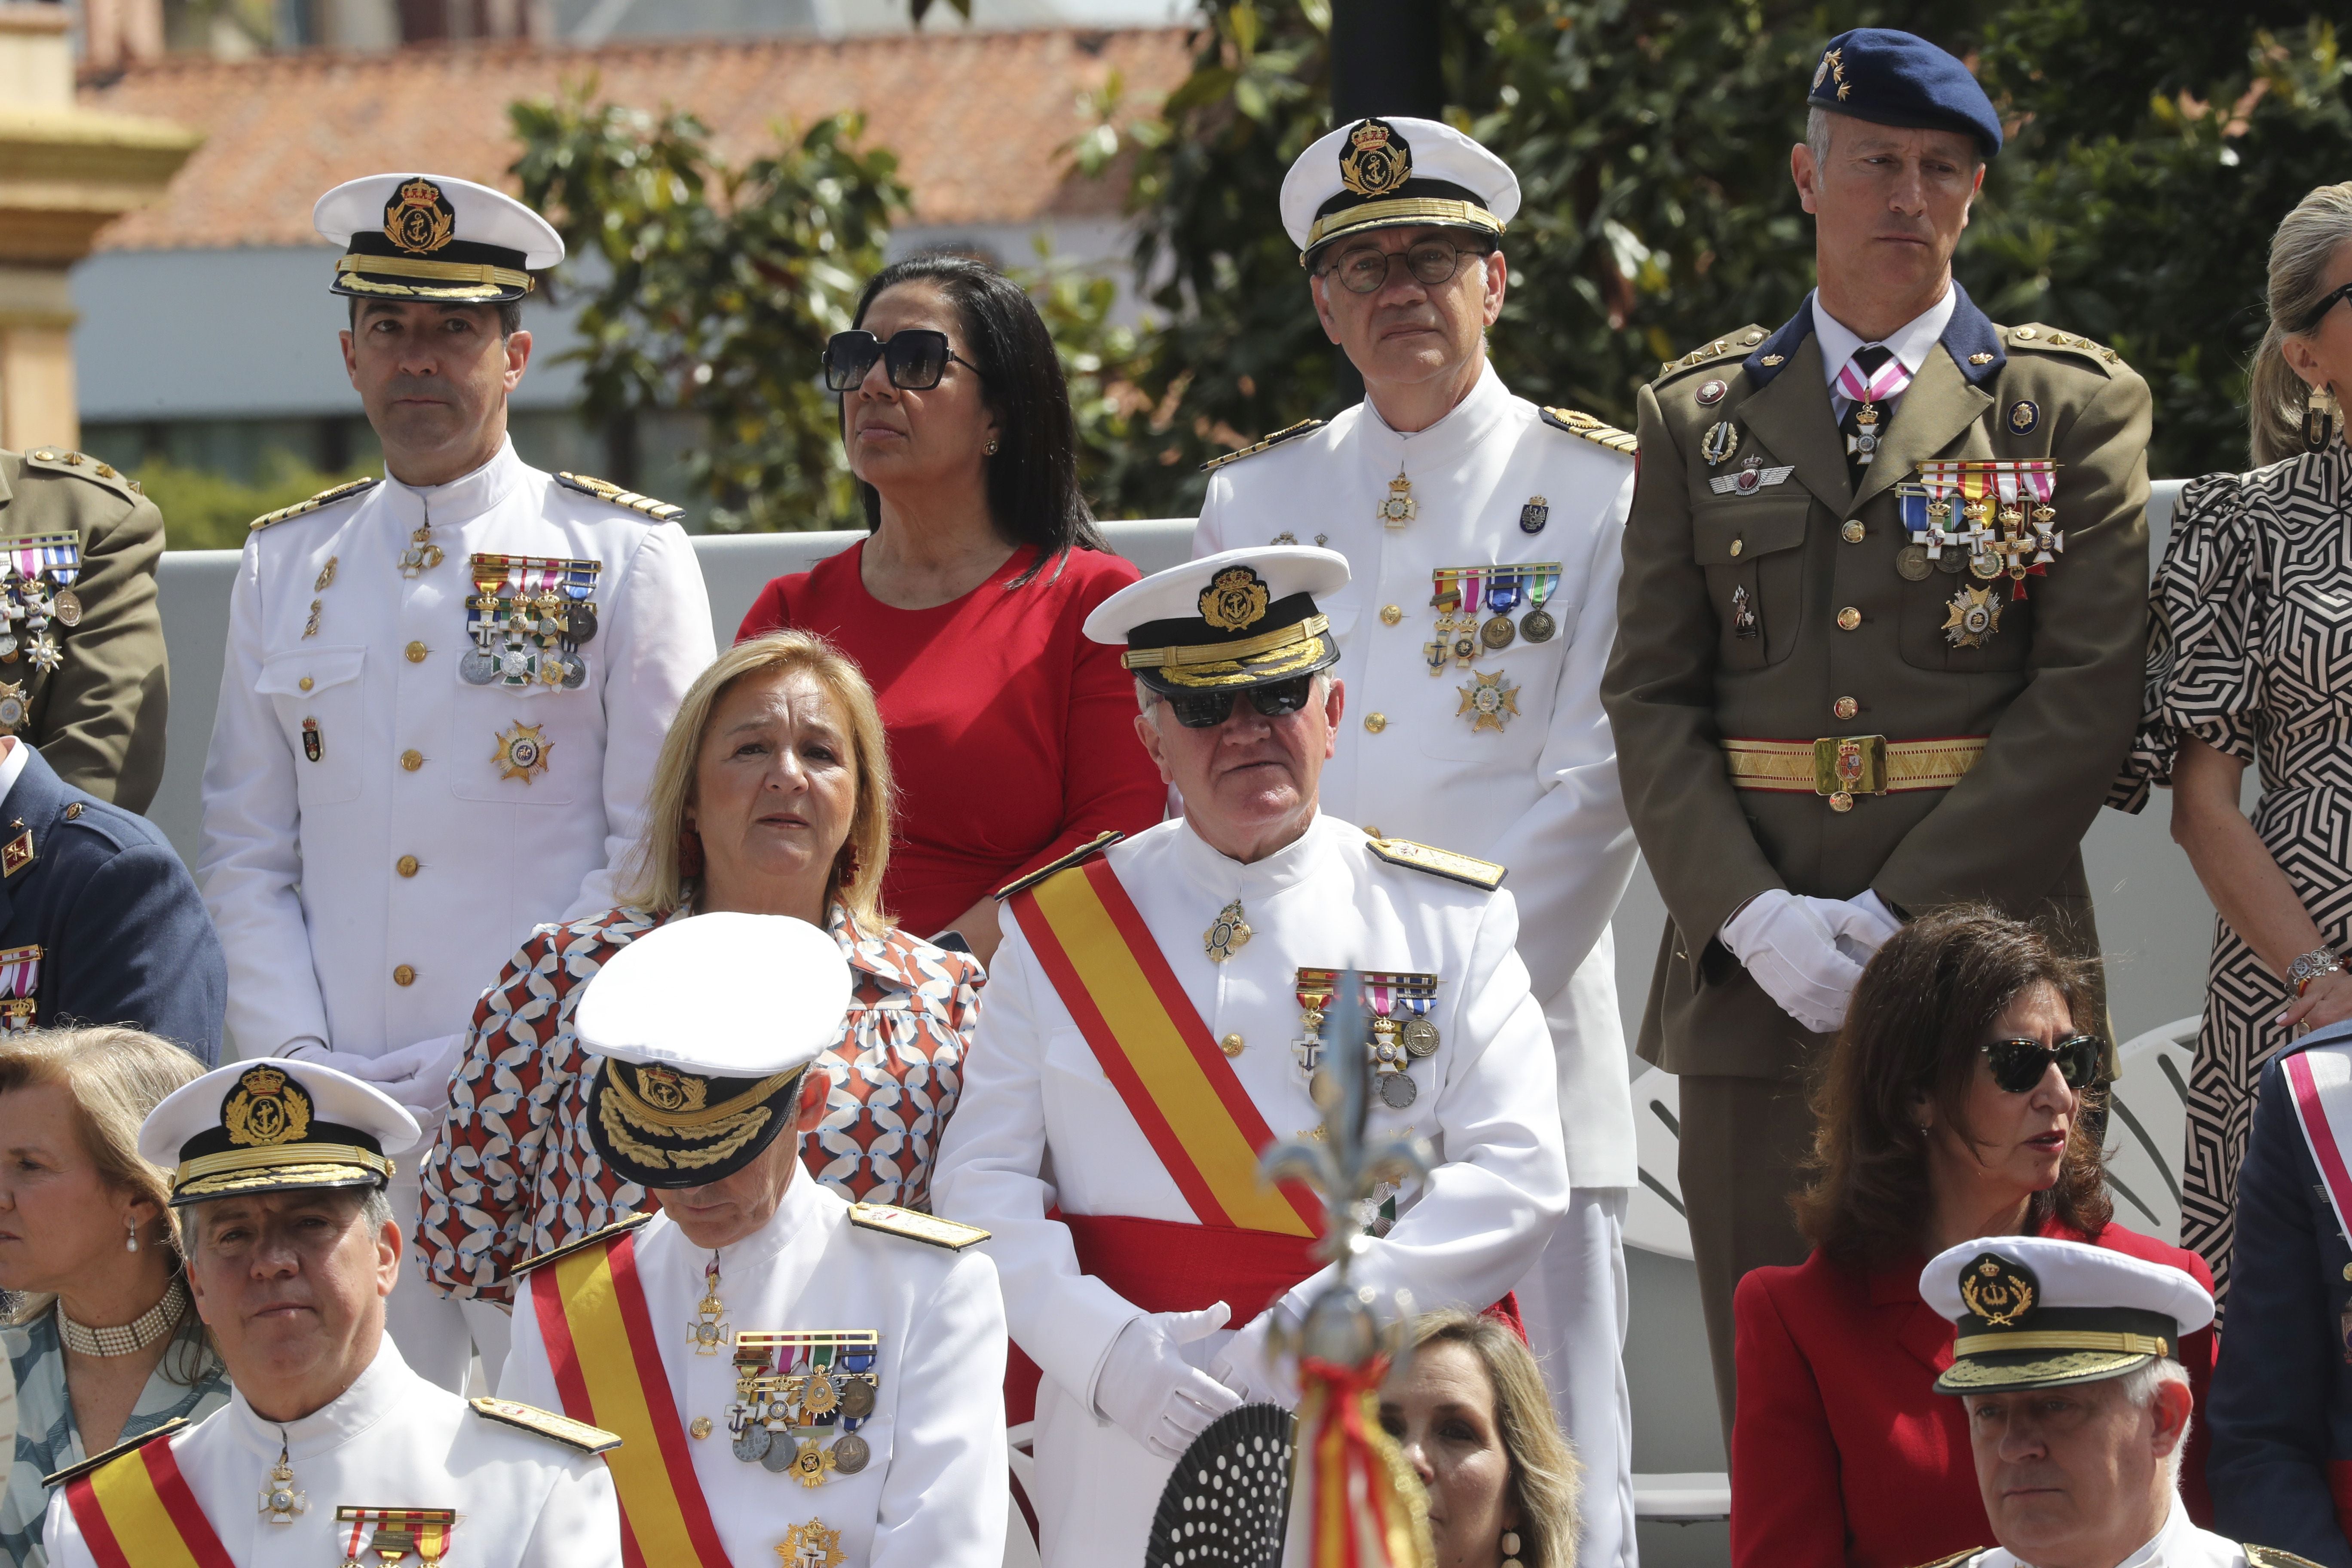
[
  {"left": 1726, "top": 907, "right": 2218, "bottom": 1568},
  {"left": 735, "top": 254, "right": 1162, "bottom": 964}
]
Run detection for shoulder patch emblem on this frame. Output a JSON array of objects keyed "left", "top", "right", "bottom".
[
  {"left": 1200, "top": 419, "right": 1327, "bottom": 474},
  {"left": 992, "top": 829, "right": 1123, "bottom": 902},
  {"left": 1657, "top": 326, "right": 1768, "bottom": 383},
  {"left": 251, "top": 476, "right": 381, "bottom": 531},
  {"left": 848, "top": 1201, "right": 991, "bottom": 1250},
  {"left": 554, "top": 471, "right": 685, "bottom": 522},
  {"left": 2246, "top": 1548, "right": 2331, "bottom": 1568},
  {"left": 2003, "top": 324, "right": 2125, "bottom": 374},
  {"left": 22, "top": 449, "right": 143, "bottom": 503},
  {"left": 1366, "top": 836, "right": 1506, "bottom": 891},
  {"left": 469, "top": 1397, "right": 623, "bottom": 1455},
  {"left": 512, "top": 1210, "right": 652, "bottom": 1276},
  {"left": 1, "top": 827, "right": 33, "bottom": 879},
  {"left": 1538, "top": 405, "right": 1638, "bottom": 455},
  {"left": 42, "top": 1416, "right": 188, "bottom": 1489}
]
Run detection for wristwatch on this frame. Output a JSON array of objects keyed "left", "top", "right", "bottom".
[{"left": 2289, "top": 946, "right": 2343, "bottom": 996}]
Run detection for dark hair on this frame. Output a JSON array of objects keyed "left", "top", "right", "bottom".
[
  {"left": 348, "top": 297, "right": 524, "bottom": 339},
  {"left": 1792, "top": 905, "right": 2113, "bottom": 1268},
  {"left": 844, "top": 254, "right": 1105, "bottom": 587}
]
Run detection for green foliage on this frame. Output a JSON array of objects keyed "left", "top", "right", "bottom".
[
  {"left": 509, "top": 85, "right": 908, "bottom": 532},
  {"left": 137, "top": 455, "right": 378, "bottom": 553}
]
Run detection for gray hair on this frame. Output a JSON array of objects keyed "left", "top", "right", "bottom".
[
  {"left": 2250, "top": 182, "right": 2352, "bottom": 466},
  {"left": 2115, "top": 1359, "right": 2193, "bottom": 1489},
  {"left": 179, "top": 1182, "right": 394, "bottom": 1256},
  {"left": 1804, "top": 105, "right": 1986, "bottom": 176},
  {"left": 1136, "top": 669, "right": 1332, "bottom": 719}
]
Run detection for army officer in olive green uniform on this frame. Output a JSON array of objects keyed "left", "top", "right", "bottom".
[
  {"left": 0, "top": 447, "right": 168, "bottom": 811},
  {"left": 1600, "top": 28, "right": 2152, "bottom": 1437}
]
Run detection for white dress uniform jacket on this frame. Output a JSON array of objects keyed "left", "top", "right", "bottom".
[
  {"left": 40, "top": 1339, "right": 621, "bottom": 1568},
  {"left": 1960, "top": 1497, "right": 2274, "bottom": 1567},
  {"left": 198, "top": 437, "right": 715, "bottom": 1064},
  {"left": 1194, "top": 362, "right": 1638, "bottom": 1187},
  {"left": 928, "top": 810, "right": 1570, "bottom": 1568},
  {"left": 499, "top": 1176, "right": 1009, "bottom": 1568}
]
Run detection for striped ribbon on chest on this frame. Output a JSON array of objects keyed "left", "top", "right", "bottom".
[
  {"left": 64, "top": 1440, "right": 232, "bottom": 1568},
  {"left": 2285, "top": 1042, "right": 2352, "bottom": 1244},
  {"left": 1835, "top": 348, "right": 1914, "bottom": 405}
]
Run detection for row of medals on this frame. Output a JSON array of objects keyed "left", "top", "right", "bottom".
[
  {"left": 1426, "top": 567, "right": 1561, "bottom": 673},
  {"left": 1295, "top": 969, "right": 1442, "bottom": 1110},
  {"left": 463, "top": 577, "right": 597, "bottom": 689},
  {"left": 1, "top": 566, "right": 77, "bottom": 672},
  {"left": 686, "top": 1283, "right": 880, "bottom": 1488},
  {"left": 1900, "top": 497, "right": 2057, "bottom": 585}
]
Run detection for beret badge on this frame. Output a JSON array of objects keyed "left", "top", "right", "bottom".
[
  {"left": 383, "top": 176, "right": 457, "bottom": 257},
  {"left": 1199, "top": 566, "right": 1272, "bottom": 633},
  {"left": 1338, "top": 116, "right": 1412, "bottom": 199},
  {"left": 1959, "top": 1252, "right": 2037, "bottom": 1327},
  {"left": 222, "top": 1066, "right": 313, "bottom": 1149}
]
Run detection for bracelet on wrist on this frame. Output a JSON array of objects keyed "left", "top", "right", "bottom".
[{"left": 2291, "top": 945, "right": 2343, "bottom": 997}]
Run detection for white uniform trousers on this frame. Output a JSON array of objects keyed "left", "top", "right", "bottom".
[{"left": 384, "top": 1175, "right": 512, "bottom": 1392}]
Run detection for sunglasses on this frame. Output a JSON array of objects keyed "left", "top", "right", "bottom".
[
  {"left": 2300, "top": 280, "right": 2352, "bottom": 334},
  {"left": 1320, "top": 239, "right": 1484, "bottom": 297},
  {"left": 1164, "top": 677, "right": 1317, "bottom": 730},
  {"left": 821, "top": 329, "right": 984, "bottom": 392},
  {"left": 1978, "top": 1034, "right": 2102, "bottom": 1094}
]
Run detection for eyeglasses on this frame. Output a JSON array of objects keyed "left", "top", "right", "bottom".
[
  {"left": 1320, "top": 239, "right": 1484, "bottom": 297},
  {"left": 1164, "top": 677, "right": 1317, "bottom": 730},
  {"left": 2299, "top": 281, "right": 2352, "bottom": 334},
  {"left": 1978, "top": 1034, "right": 2103, "bottom": 1094},
  {"left": 820, "top": 329, "right": 984, "bottom": 392}
]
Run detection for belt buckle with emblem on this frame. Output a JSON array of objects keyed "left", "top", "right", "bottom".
[{"left": 1812, "top": 735, "right": 1886, "bottom": 813}]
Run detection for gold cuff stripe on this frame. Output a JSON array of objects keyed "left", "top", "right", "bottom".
[
  {"left": 174, "top": 1143, "right": 393, "bottom": 1186},
  {"left": 604, "top": 1067, "right": 799, "bottom": 1133},
  {"left": 1723, "top": 736, "right": 1988, "bottom": 793},
  {"left": 1124, "top": 615, "right": 1330, "bottom": 671},
  {"left": 1302, "top": 199, "right": 1506, "bottom": 257},
  {"left": 337, "top": 254, "right": 536, "bottom": 293},
  {"left": 1954, "top": 1330, "right": 2170, "bottom": 1358}
]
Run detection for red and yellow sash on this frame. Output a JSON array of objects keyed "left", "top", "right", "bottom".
[
  {"left": 1009, "top": 857, "right": 1321, "bottom": 1237},
  {"left": 527, "top": 1229, "right": 729, "bottom": 1568},
  {"left": 64, "top": 1435, "right": 231, "bottom": 1568}
]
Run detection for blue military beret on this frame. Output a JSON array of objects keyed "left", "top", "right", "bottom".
[{"left": 1808, "top": 29, "right": 2002, "bottom": 158}]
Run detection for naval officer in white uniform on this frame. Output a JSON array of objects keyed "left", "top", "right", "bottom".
[
  {"left": 1192, "top": 115, "right": 1641, "bottom": 1565},
  {"left": 196, "top": 172, "right": 717, "bottom": 1391},
  {"left": 930, "top": 545, "right": 1570, "bottom": 1568},
  {"left": 498, "top": 913, "right": 1008, "bottom": 1568},
  {"left": 42, "top": 1058, "right": 620, "bottom": 1568}
]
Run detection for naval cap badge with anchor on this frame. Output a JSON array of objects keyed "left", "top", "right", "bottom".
[{"left": 383, "top": 176, "right": 458, "bottom": 257}]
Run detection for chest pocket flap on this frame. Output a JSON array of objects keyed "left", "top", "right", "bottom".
[
  {"left": 257, "top": 645, "right": 364, "bottom": 697},
  {"left": 1693, "top": 496, "right": 1810, "bottom": 565}
]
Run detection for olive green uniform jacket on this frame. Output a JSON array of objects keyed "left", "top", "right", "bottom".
[
  {"left": 1600, "top": 285, "right": 2151, "bottom": 1079},
  {"left": 0, "top": 450, "right": 168, "bottom": 812}
]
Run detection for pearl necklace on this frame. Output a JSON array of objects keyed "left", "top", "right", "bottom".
[{"left": 58, "top": 1276, "right": 187, "bottom": 1357}]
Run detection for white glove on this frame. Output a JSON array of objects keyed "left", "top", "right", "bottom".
[
  {"left": 1093, "top": 1303, "right": 1242, "bottom": 1458},
  {"left": 1209, "top": 1304, "right": 1298, "bottom": 1408},
  {"left": 284, "top": 1035, "right": 469, "bottom": 1118},
  {"left": 1720, "top": 890, "right": 1867, "bottom": 1034},
  {"left": 1835, "top": 890, "right": 1905, "bottom": 965}
]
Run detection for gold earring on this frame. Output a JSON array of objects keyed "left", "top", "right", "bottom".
[
  {"left": 2307, "top": 384, "right": 2341, "bottom": 453},
  {"left": 984, "top": 438, "right": 1000, "bottom": 456}
]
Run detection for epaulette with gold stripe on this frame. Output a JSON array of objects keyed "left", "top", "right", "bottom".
[
  {"left": 512, "top": 1210, "right": 652, "bottom": 1276},
  {"left": 23, "top": 447, "right": 143, "bottom": 501},
  {"left": 554, "top": 471, "right": 685, "bottom": 522},
  {"left": 42, "top": 1417, "right": 188, "bottom": 1489},
  {"left": 2004, "top": 323, "right": 2126, "bottom": 374},
  {"left": 1200, "top": 418, "right": 1326, "bottom": 474},
  {"left": 1539, "top": 405, "right": 1638, "bottom": 455},
  {"left": 1367, "top": 835, "right": 1506, "bottom": 892},
  {"left": 1657, "top": 326, "right": 1769, "bottom": 383},
  {"left": 470, "top": 1396, "right": 622, "bottom": 1455},
  {"left": 848, "top": 1201, "right": 991, "bottom": 1251},
  {"left": 251, "top": 476, "right": 380, "bottom": 531},
  {"left": 992, "top": 830, "right": 1122, "bottom": 902},
  {"left": 2246, "top": 1547, "right": 2330, "bottom": 1568}
]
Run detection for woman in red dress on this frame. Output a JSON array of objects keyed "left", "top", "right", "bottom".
[
  {"left": 737, "top": 256, "right": 1162, "bottom": 963},
  {"left": 1730, "top": 907, "right": 2217, "bottom": 1568}
]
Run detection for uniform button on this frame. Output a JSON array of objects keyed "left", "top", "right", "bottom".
[
  {"left": 690, "top": 1416, "right": 713, "bottom": 1440},
  {"left": 298, "top": 677, "right": 313, "bottom": 692},
  {"left": 1380, "top": 605, "right": 1403, "bottom": 626},
  {"left": 1363, "top": 825, "right": 1382, "bottom": 840},
  {"left": 1841, "top": 520, "right": 1865, "bottom": 543},
  {"left": 400, "top": 749, "right": 424, "bottom": 771},
  {"left": 1837, "top": 607, "right": 1862, "bottom": 631},
  {"left": 62, "top": 803, "right": 80, "bottom": 821},
  {"left": 1834, "top": 696, "right": 1859, "bottom": 720},
  {"left": 1729, "top": 538, "right": 1744, "bottom": 557},
  {"left": 1220, "top": 1033, "right": 1245, "bottom": 1058},
  {"left": 405, "top": 640, "right": 429, "bottom": 663},
  {"left": 1364, "top": 713, "right": 1387, "bottom": 733},
  {"left": 396, "top": 854, "right": 420, "bottom": 878},
  {"left": 392, "top": 964, "right": 416, "bottom": 986}
]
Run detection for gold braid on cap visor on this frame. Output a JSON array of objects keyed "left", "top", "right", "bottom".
[
  {"left": 597, "top": 1066, "right": 797, "bottom": 1172},
  {"left": 1302, "top": 198, "right": 1504, "bottom": 261},
  {"left": 1953, "top": 1329, "right": 2171, "bottom": 1359},
  {"left": 1124, "top": 615, "right": 1332, "bottom": 690},
  {"left": 173, "top": 1142, "right": 394, "bottom": 1198},
  {"left": 335, "top": 254, "right": 536, "bottom": 296}
]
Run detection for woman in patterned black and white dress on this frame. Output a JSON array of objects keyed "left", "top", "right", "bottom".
[{"left": 2115, "top": 180, "right": 2352, "bottom": 1303}]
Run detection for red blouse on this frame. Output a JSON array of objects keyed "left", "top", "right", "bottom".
[
  {"left": 736, "top": 541, "right": 1165, "bottom": 937},
  {"left": 1730, "top": 1219, "right": 2217, "bottom": 1568}
]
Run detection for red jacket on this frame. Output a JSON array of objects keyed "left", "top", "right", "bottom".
[{"left": 1730, "top": 1219, "right": 2216, "bottom": 1568}]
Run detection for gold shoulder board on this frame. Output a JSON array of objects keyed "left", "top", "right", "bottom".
[
  {"left": 992, "top": 829, "right": 1123, "bottom": 902},
  {"left": 1538, "top": 405, "right": 1638, "bottom": 455},
  {"left": 43, "top": 1416, "right": 188, "bottom": 1489},
  {"left": 512, "top": 1210, "right": 652, "bottom": 1276},
  {"left": 848, "top": 1201, "right": 991, "bottom": 1250},
  {"left": 554, "top": 471, "right": 686, "bottom": 523},
  {"left": 470, "top": 1397, "right": 622, "bottom": 1456},
  {"left": 21, "top": 448, "right": 143, "bottom": 502},
  {"left": 2004, "top": 324, "right": 2125, "bottom": 374},
  {"left": 2246, "top": 1548, "right": 2330, "bottom": 1568},
  {"left": 1904, "top": 1552, "right": 1984, "bottom": 1568},
  {"left": 1200, "top": 418, "right": 1327, "bottom": 474},
  {"left": 251, "top": 476, "right": 381, "bottom": 531},
  {"left": 1367, "top": 835, "right": 1506, "bottom": 892},
  {"left": 1655, "top": 326, "right": 1769, "bottom": 383}
]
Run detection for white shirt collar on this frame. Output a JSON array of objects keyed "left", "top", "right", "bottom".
[
  {"left": 1813, "top": 285, "right": 1957, "bottom": 389},
  {"left": 1171, "top": 808, "right": 1343, "bottom": 902},
  {"left": 376, "top": 435, "right": 527, "bottom": 532},
  {"left": 1985, "top": 1494, "right": 2194, "bottom": 1568},
  {"left": 1357, "top": 359, "right": 1514, "bottom": 473},
  {"left": 225, "top": 1332, "right": 414, "bottom": 1461},
  {"left": 0, "top": 737, "right": 35, "bottom": 808}
]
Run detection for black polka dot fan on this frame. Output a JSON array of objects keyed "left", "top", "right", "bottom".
[{"left": 1144, "top": 1402, "right": 1297, "bottom": 1568}]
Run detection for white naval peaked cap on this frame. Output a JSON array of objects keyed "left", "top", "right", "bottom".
[
  {"left": 315, "top": 172, "right": 563, "bottom": 304},
  {"left": 1920, "top": 1234, "right": 2214, "bottom": 1393},
  {"left": 139, "top": 1059, "right": 422, "bottom": 1207},
  {"left": 1084, "top": 546, "right": 1350, "bottom": 697},
  {"left": 1083, "top": 545, "right": 1351, "bottom": 646},
  {"left": 1280, "top": 115, "right": 1522, "bottom": 260},
  {"left": 574, "top": 911, "right": 852, "bottom": 1077}
]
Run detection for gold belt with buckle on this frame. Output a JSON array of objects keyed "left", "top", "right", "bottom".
[{"left": 1722, "top": 735, "right": 1988, "bottom": 812}]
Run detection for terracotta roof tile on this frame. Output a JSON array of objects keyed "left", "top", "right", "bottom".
[{"left": 79, "top": 27, "right": 1193, "bottom": 250}]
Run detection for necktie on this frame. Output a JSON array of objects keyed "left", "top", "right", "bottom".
[{"left": 1838, "top": 344, "right": 1912, "bottom": 487}]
